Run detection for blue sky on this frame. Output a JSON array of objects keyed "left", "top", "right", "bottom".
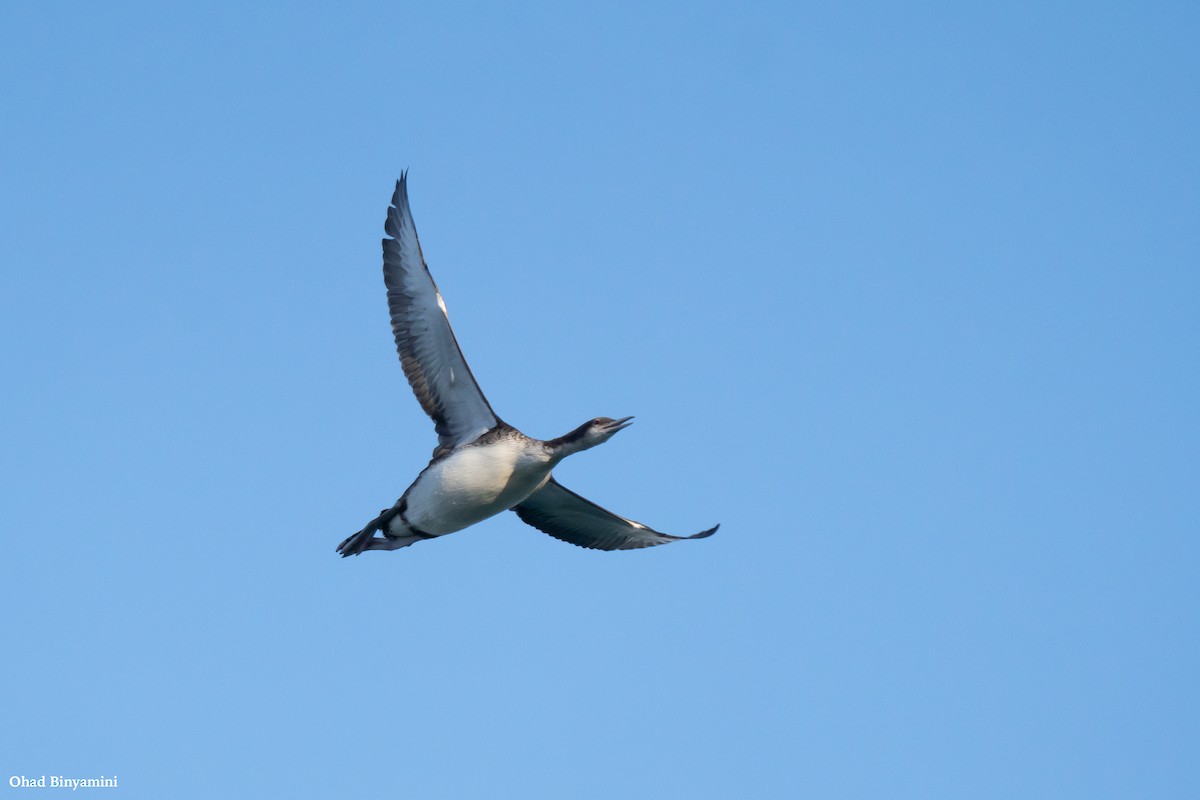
[{"left": 2, "top": 2, "right": 1197, "bottom": 797}]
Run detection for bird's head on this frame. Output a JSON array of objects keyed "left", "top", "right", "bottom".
[{"left": 549, "top": 416, "right": 635, "bottom": 458}]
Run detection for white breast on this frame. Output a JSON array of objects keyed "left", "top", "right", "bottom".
[{"left": 404, "top": 439, "right": 552, "bottom": 535}]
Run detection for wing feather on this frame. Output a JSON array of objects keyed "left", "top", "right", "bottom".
[
  {"left": 382, "top": 173, "right": 501, "bottom": 455},
  {"left": 514, "top": 478, "right": 719, "bottom": 551}
]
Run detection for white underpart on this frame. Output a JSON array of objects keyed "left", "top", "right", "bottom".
[{"left": 404, "top": 439, "right": 553, "bottom": 535}]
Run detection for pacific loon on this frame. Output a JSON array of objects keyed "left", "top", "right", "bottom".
[{"left": 337, "top": 173, "right": 718, "bottom": 556}]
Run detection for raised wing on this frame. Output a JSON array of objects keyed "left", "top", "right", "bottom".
[
  {"left": 513, "top": 478, "right": 719, "bottom": 551},
  {"left": 383, "top": 173, "right": 501, "bottom": 456}
]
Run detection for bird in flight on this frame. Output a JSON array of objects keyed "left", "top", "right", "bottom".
[{"left": 337, "top": 173, "right": 719, "bottom": 556}]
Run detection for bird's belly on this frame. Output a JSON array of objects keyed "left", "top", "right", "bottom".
[{"left": 403, "top": 442, "right": 551, "bottom": 535}]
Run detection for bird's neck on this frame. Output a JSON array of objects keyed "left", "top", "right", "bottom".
[{"left": 544, "top": 424, "right": 596, "bottom": 462}]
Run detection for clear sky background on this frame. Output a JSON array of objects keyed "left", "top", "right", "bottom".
[{"left": 2, "top": 2, "right": 1197, "bottom": 798}]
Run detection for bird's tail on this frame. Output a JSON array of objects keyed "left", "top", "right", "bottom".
[{"left": 336, "top": 508, "right": 422, "bottom": 557}]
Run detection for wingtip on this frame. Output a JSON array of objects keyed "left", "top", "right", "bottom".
[
  {"left": 392, "top": 168, "right": 411, "bottom": 199},
  {"left": 387, "top": 171, "right": 413, "bottom": 236},
  {"left": 692, "top": 523, "right": 720, "bottom": 539}
]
